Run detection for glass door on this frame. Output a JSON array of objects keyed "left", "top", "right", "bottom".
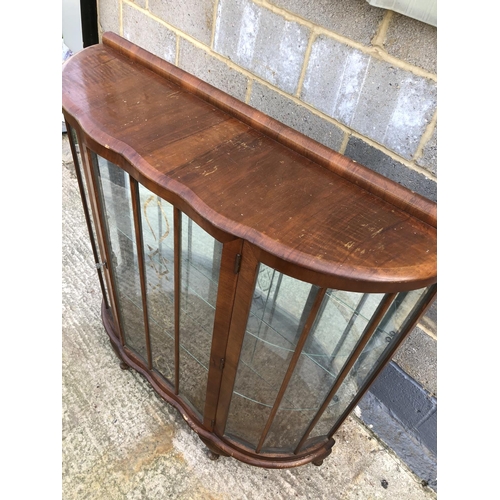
[
  {"left": 220, "top": 245, "right": 434, "bottom": 455},
  {"left": 90, "top": 152, "right": 227, "bottom": 421}
]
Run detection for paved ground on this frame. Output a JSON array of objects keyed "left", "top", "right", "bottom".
[{"left": 62, "top": 133, "right": 437, "bottom": 500}]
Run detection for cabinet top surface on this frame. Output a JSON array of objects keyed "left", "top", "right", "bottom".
[{"left": 62, "top": 34, "right": 437, "bottom": 292}]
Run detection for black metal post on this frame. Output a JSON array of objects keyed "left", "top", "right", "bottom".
[{"left": 80, "top": 0, "right": 99, "bottom": 47}]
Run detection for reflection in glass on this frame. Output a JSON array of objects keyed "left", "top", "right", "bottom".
[
  {"left": 307, "top": 288, "right": 429, "bottom": 442},
  {"left": 224, "top": 265, "right": 422, "bottom": 453},
  {"left": 139, "top": 185, "right": 176, "bottom": 382},
  {"left": 178, "top": 215, "right": 222, "bottom": 417},
  {"left": 225, "top": 264, "right": 316, "bottom": 448},
  {"left": 262, "top": 290, "right": 384, "bottom": 450},
  {"left": 92, "top": 154, "right": 148, "bottom": 362},
  {"left": 69, "top": 128, "right": 110, "bottom": 307}
]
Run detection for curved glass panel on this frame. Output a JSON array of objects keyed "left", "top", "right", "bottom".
[
  {"left": 92, "top": 154, "right": 148, "bottom": 362},
  {"left": 178, "top": 215, "right": 222, "bottom": 417},
  {"left": 224, "top": 264, "right": 317, "bottom": 448},
  {"left": 138, "top": 185, "right": 175, "bottom": 382},
  {"left": 306, "top": 287, "right": 429, "bottom": 442},
  {"left": 262, "top": 290, "right": 384, "bottom": 450},
  {"left": 223, "top": 264, "right": 425, "bottom": 454},
  {"left": 68, "top": 128, "right": 110, "bottom": 307},
  {"left": 91, "top": 153, "right": 223, "bottom": 417}
]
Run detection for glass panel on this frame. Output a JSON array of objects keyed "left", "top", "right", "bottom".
[
  {"left": 262, "top": 290, "right": 384, "bottom": 451},
  {"left": 92, "top": 154, "right": 148, "bottom": 362},
  {"left": 224, "top": 264, "right": 316, "bottom": 449},
  {"left": 307, "top": 287, "right": 429, "bottom": 441},
  {"left": 138, "top": 185, "right": 176, "bottom": 382},
  {"left": 178, "top": 215, "right": 222, "bottom": 417},
  {"left": 69, "top": 128, "right": 109, "bottom": 306}
]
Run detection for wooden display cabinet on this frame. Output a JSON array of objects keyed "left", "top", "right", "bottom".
[{"left": 62, "top": 33, "right": 437, "bottom": 469}]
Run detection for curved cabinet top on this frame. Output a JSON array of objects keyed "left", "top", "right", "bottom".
[{"left": 62, "top": 32, "right": 437, "bottom": 293}]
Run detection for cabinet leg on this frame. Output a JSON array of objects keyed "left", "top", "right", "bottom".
[
  {"left": 199, "top": 436, "right": 228, "bottom": 461},
  {"left": 311, "top": 446, "right": 335, "bottom": 467},
  {"left": 207, "top": 449, "right": 220, "bottom": 461}
]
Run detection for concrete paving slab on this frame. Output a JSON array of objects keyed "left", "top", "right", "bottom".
[{"left": 62, "top": 134, "right": 436, "bottom": 499}]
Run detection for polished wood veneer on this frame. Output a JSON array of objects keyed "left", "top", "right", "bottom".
[
  {"left": 63, "top": 32, "right": 436, "bottom": 293},
  {"left": 63, "top": 33, "right": 437, "bottom": 469}
]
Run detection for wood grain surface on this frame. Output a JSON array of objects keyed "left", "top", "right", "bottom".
[
  {"left": 62, "top": 33, "right": 436, "bottom": 293},
  {"left": 62, "top": 33, "right": 438, "bottom": 471}
]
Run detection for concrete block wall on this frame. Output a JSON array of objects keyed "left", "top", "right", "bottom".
[{"left": 96, "top": 0, "right": 437, "bottom": 487}]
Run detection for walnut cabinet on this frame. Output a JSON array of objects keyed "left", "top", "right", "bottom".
[{"left": 62, "top": 33, "right": 437, "bottom": 469}]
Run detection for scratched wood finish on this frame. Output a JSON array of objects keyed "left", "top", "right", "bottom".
[
  {"left": 62, "top": 33, "right": 437, "bottom": 294},
  {"left": 102, "top": 32, "right": 436, "bottom": 228},
  {"left": 63, "top": 35, "right": 437, "bottom": 469},
  {"left": 202, "top": 238, "right": 243, "bottom": 431}
]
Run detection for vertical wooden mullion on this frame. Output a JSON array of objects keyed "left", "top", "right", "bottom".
[
  {"left": 202, "top": 238, "right": 244, "bottom": 430},
  {"left": 255, "top": 287, "right": 327, "bottom": 453},
  {"left": 174, "top": 208, "right": 181, "bottom": 394},
  {"left": 327, "top": 284, "right": 437, "bottom": 440},
  {"left": 214, "top": 241, "right": 260, "bottom": 436},
  {"left": 130, "top": 177, "right": 153, "bottom": 370},
  {"left": 66, "top": 121, "right": 109, "bottom": 309},
  {"left": 294, "top": 292, "right": 398, "bottom": 454},
  {"left": 80, "top": 145, "right": 125, "bottom": 346}
]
